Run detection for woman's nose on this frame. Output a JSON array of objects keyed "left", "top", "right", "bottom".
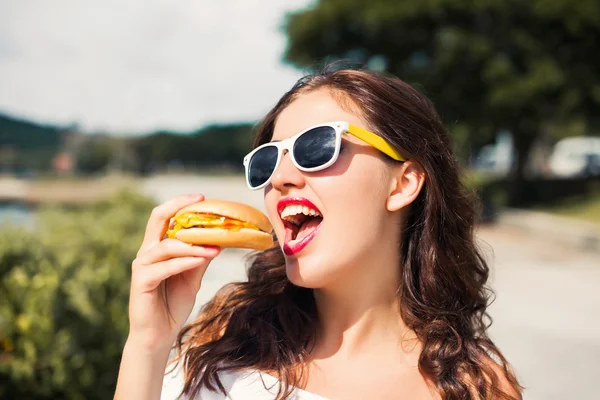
[{"left": 270, "top": 150, "right": 305, "bottom": 191}]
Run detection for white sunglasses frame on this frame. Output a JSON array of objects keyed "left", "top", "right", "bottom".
[{"left": 243, "top": 121, "right": 349, "bottom": 190}]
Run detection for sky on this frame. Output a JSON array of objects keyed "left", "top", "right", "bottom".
[{"left": 0, "top": 0, "right": 314, "bottom": 135}]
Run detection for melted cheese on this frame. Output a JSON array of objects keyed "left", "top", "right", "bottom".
[{"left": 166, "top": 213, "right": 260, "bottom": 238}]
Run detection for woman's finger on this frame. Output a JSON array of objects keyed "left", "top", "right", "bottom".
[
  {"left": 133, "top": 256, "right": 212, "bottom": 293},
  {"left": 136, "top": 239, "right": 220, "bottom": 266},
  {"left": 138, "top": 194, "right": 204, "bottom": 255},
  {"left": 162, "top": 218, "right": 178, "bottom": 239}
]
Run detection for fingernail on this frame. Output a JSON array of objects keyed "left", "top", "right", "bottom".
[
  {"left": 187, "top": 193, "right": 203, "bottom": 200},
  {"left": 202, "top": 245, "right": 221, "bottom": 252}
]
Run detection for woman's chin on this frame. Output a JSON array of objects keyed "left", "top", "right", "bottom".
[{"left": 284, "top": 256, "right": 336, "bottom": 289}]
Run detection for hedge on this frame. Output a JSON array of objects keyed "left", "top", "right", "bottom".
[{"left": 0, "top": 191, "right": 154, "bottom": 399}]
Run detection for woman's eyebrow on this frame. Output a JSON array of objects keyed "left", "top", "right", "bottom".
[{"left": 268, "top": 136, "right": 285, "bottom": 143}]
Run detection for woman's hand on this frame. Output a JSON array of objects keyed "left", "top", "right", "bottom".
[{"left": 127, "top": 193, "right": 221, "bottom": 352}]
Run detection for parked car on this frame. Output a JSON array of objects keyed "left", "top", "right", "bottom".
[
  {"left": 471, "top": 131, "right": 515, "bottom": 177},
  {"left": 548, "top": 137, "right": 600, "bottom": 178}
]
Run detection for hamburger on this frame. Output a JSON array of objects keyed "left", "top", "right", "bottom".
[{"left": 166, "top": 199, "right": 273, "bottom": 250}]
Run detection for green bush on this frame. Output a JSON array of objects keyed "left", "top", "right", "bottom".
[{"left": 0, "top": 191, "right": 155, "bottom": 399}]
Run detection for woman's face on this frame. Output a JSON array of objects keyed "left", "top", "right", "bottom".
[{"left": 263, "top": 88, "right": 400, "bottom": 289}]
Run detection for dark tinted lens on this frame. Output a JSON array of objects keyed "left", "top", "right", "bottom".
[
  {"left": 248, "top": 145, "right": 278, "bottom": 188},
  {"left": 293, "top": 126, "right": 337, "bottom": 169}
]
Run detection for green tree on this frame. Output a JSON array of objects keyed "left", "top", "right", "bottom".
[
  {"left": 133, "top": 123, "right": 255, "bottom": 174},
  {"left": 76, "top": 136, "right": 116, "bottom": 175},
  {"left": 284, "top": 0, "right": 600, "bottom": 202}
]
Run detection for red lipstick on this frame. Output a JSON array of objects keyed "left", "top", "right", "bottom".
[{"left": 277, "top": 197, "right": 321, "bottom": 215}]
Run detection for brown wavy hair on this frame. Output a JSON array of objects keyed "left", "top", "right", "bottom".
[{"left": 171, "top": 67, "right": 523, "bottom": 399}]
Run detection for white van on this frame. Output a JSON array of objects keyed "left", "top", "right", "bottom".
[{"left": 548, "top": 136, "right": 600, "bottom": 178}]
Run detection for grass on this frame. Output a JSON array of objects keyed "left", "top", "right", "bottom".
[
  {"left": 460, "top": 168, "right": 495, "bottom": 190},
  {"left": 535, "top": 191, "right": 600, "bottom": 224},
  {"left": 461, "top": 168, "right": 600, "bottom": 224}
]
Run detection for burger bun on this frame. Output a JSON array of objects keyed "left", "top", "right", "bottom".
[
  {"left": 170, "top": 200, "right": 274, "bottom": 250},
  {"left": 172, "top": 227, "right": 273, "bottom": 250}
]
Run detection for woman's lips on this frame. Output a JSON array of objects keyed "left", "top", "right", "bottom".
[{"left": 277, "top": 197, "right": 321, "bottom": 215}]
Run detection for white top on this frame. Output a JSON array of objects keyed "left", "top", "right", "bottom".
[{"left": 161, "top": 361, "right": 328, "bottom": 400}]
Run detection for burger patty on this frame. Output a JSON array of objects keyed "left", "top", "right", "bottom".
[{"left": 166, "top": 212, "right": 261, "bottom": 238}]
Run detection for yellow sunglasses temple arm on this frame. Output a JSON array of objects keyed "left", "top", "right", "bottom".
[{"left": 346, "top": 124, "right": 406, "bottom": 162}]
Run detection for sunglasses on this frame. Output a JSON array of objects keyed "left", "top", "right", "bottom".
[{"left": 243, "top": 121, "right": 406, "bottom": 190}]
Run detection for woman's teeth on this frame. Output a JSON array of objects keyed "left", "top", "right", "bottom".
[{"left": 280, "top": 205, "right": 322, "bottom": 221}]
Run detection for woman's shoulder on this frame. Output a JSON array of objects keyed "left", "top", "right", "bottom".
[
  {"left": 161, "top": 360, "right": 321, "bottom": 400},
  {"left": 485, "top": 358, "right": 522, "bottom": 399},
  {"left": 161, "top": 360, "right": 244, "bottom": 400},
  {"left": 161, "top": 359, "right": 189, "bottom": 399},
  {"left": 463, "top": 355, "right": 522, "bottom": 400}
]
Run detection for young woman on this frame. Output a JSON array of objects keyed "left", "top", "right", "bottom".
[{"left": 114, "top": 67, "right": 523, "bottom": 399}]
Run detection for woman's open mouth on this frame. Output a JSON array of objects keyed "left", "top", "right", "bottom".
[{"left": 278, "top": 198, "right": 323, "bottom": 256}]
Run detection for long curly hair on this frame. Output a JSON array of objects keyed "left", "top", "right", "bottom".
[{"left": 172, "top": 67, "right": 523, "bottom": 399}]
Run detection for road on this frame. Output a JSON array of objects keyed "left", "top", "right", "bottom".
[
  {"left": 480, "top": 225, "right": 600, "bottom": 400},
  {"left": 142, "top": 174, "right": 600, "bottom": 400}
]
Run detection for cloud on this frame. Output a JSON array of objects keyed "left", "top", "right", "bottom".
[{"left": 0, "top": 0, "right": 313, "bottom": 134}]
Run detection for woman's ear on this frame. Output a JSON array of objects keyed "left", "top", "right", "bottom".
[{"left": 386, "top": 161, "right": 426, "bottom": 212}]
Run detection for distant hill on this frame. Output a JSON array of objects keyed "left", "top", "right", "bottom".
[
  {"left": 0, "top": 112, "right": 257, "bottom": 175},
  {"left": 0, "top": 113, "right": 68, "bottom": 172},
  {"left": 0, "top": 113, "right": 63, "bottom": 150}
]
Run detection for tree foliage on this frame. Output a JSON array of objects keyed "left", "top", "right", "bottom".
[
  {"left": 284, "top": 0, "right": 600, "bottom": 180},
  {"left": 0, "top": 191, "right": 154, "bottom": 399},
  {"left": 132, "top": 123, "right": 255, "bottom": 174},
  {"left": 76, "top": 136, "right": 115, "bottom": 174}
]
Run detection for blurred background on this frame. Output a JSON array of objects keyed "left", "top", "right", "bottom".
[{"left": 1, "top": 1, "right": 599, "bottom": 399}]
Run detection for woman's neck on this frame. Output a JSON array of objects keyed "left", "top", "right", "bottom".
[{"left": 309, "top": 256, "right": 417, "bottom": 361}]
